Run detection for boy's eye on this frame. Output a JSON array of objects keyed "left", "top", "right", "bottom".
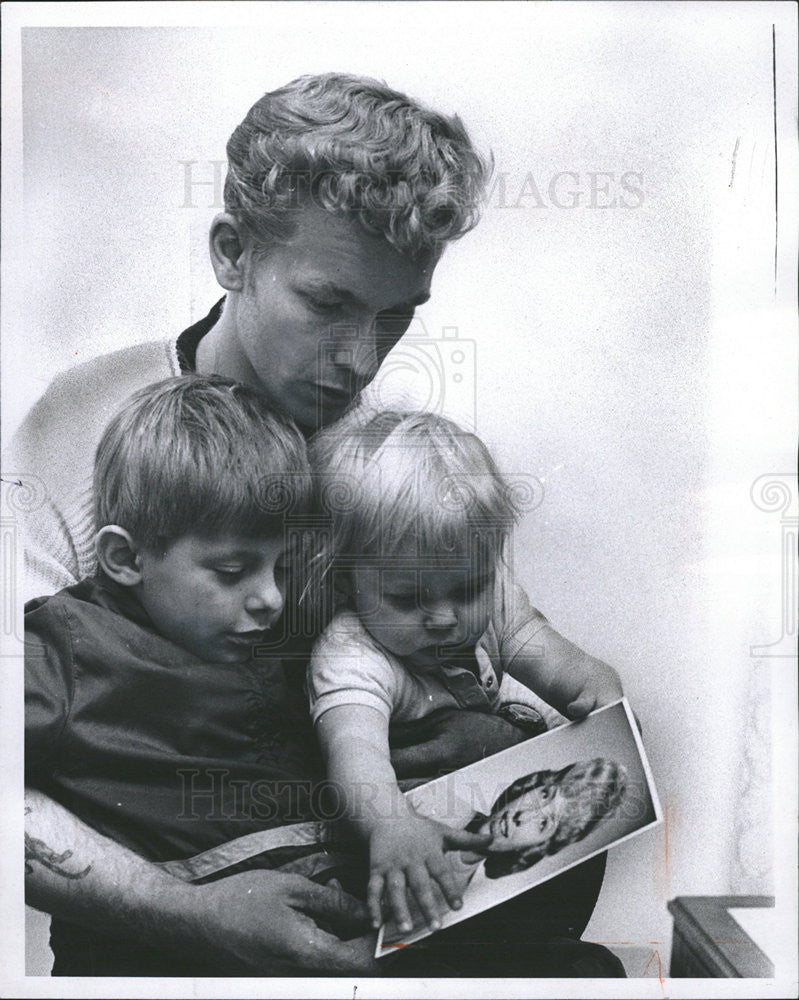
[{"left": 213, "top": 566, "right": 245, "bottom": 578}]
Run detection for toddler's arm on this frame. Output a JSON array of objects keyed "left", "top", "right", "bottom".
[
  {"left": 507, "top": 624, "right": 623, "bottom": 719},
  {"left": 316, "top": 704, "right": 490, "bottom": 933}
]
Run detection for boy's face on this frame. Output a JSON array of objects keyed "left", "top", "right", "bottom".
[
  {"left": 352, "top": 548, "right": 495, "bottom": 671},
  {"left": 135, "top": 532, "right": 287, "bottom": 663}
]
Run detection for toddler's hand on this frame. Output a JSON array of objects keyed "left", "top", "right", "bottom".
[
  {"left": 367, "top": 813, "right": 490, "bottom": 933},
  {"left": 565, "top": 658, "right": 624, "bottom": 718}
]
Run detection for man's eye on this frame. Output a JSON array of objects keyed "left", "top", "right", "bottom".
[{"left": 305, "top": 294, "right": 343, "bottom": 313}]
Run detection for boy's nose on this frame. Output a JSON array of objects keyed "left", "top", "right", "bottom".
[{"left": 244, "top": 569, "right": 284, "bottom": 620}]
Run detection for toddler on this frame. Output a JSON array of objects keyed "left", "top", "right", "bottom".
[{"left": 306, "top": 410, "right": 623, "bottom": 934}]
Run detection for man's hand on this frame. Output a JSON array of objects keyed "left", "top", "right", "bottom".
[
  {"left": 195, "top": 870, "right": 379, "bottom": 974},
  {"left": 367, "top": 814, "right": 491, "bottom": 933},
  {"left": 389, "top": 708, "right": 529, "bottom": 779},
  {"left": 25, "top": 788, "right": 378, "bottom": 976}
]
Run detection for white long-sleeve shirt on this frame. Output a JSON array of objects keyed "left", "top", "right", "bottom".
[{"left": 4, "top": 339, "right": 181, "bottom": 603}]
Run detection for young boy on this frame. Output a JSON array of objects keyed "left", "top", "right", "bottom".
[{"left": 24, "top": 375, "right": 330, "bottom": 972}]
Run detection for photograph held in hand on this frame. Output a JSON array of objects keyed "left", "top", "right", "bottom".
[
  {"left": 5, "top": 3, "right": 795, "bottom": 992},
  {"left": 376, "top": 699, "right": 661, "bottom": 955}
]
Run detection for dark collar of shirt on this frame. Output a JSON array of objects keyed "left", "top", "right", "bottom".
[
  {"left": 175, "top": 297, "right": 225, "bottom": 373},
  {"left": 91, "top": 569, "right": 160, "bottom": 632}
]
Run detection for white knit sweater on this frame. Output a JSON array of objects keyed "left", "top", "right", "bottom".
[{"left": 4, "top": 339, "right": 181, "bottom": 603}]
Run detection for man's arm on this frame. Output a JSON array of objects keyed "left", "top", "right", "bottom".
[
  {"left": 389, "top": 709, "right": 529, "bottom": 781},
  {"left": 25, "top": 787, "right": 377, "bottom": 975},
  {"left": 388, "top": 627, "right": 623, "bottom": 783}
]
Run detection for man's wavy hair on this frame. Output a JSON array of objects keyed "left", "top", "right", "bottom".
[
  {"left": 94, "top": 375, "right": 311, "bottom": 551},
  {"left": 224, "top": 73, "right": 492, "bottom": 260},
  {"left": 473, "top": 758, "right": 628, "bottom": 880}
]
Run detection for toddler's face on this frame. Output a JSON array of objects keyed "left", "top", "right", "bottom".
[
  {"left": 135, "top": 531, "right": 287, "bottom": 663},
  {"left": 352, "top": 548, "right": 495, "bottom": 670}
]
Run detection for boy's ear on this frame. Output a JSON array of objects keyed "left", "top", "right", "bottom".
[
  {"left": 95, "top": 526, "right": 143, "bottom": 587},
  {"left": 209, "top": 213, "right": 249, "bottom": 291}
]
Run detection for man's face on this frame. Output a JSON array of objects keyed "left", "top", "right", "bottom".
[
  {"left": 135, "top": 532, "right": 288, "bottom": 664},
  {"left": 232, "top": 204, "right": 435, "bottom": 432}
]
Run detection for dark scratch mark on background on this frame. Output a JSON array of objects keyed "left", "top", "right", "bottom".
[
  {"left": 729, "top": 137, "right": 740, "bottom": 188},
  {"left": 771, "top": 23, "right": 778, "bottom": 294}
]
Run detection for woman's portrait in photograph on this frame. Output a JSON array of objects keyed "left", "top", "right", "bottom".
[{"left": 466, "top": 758, "right": 628, "bottom": 880}]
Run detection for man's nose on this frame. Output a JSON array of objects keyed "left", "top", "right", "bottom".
[
  {"left": 244, "top": 568, "right": 284, "bottom": 619},
  {"left": 351, "top": 338, "right": 379, "bottom": 383},
  {"left": 330, "top": 321, "right": 379, "bottom": 384}
]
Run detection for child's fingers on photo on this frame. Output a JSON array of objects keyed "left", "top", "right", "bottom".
[
  {"left": 426, "top": 853, "right": 463, "bottom": 911},
  {"left": 441, "top": 826, "right": 492, "bottom": 852},
  {"left": 406, "top": 863, "right": 445, "bottom": 930},
  {"left": 367, "top": 871, "right": 386, "bottom": 928},
  {"left": 385, "top": 869, "right": 414, "bottom": 932}
]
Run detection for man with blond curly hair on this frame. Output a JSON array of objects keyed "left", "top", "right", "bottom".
[
  {"left": 12, "top": 73, "right": 490, "bottom": 601},
  {"left": 15, "top": 73, "right": 622, "bottom": 977}
]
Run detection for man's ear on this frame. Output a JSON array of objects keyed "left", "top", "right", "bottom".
[
  {"left": 95, "top": 526, "right": 143, "bottom": 587},
  {"left": 209, "top": 213, "right": 248, "bottom": 291}
]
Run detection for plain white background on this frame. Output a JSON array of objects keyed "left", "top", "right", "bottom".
[{"left": 2, "top": 2, "right": 797, "bottom": 995}]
